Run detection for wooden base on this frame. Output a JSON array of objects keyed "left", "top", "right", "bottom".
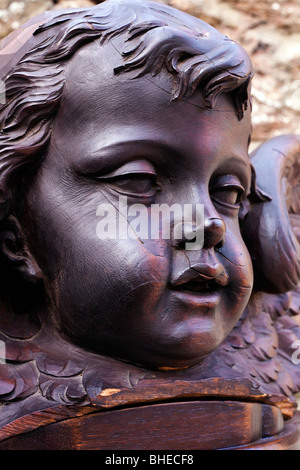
[{"left": 1, "top": 401, "right": 300, "bottom": 450}]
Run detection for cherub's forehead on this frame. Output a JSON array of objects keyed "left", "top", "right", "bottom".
[
  {"left": 59, "top": 40, "right": 175, "bottom": 122},
  {"left": 53, "top": 48, "right": 251, "bottom": 163}
]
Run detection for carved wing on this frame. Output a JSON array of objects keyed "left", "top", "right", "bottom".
[{"left": 242, "top": 134, "right": 300, "bottom": 294}]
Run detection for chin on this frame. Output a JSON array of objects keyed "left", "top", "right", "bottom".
[{"left": 131, "top": 338, "right": 222, "bottom": 371}]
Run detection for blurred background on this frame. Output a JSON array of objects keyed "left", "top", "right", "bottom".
[{"left": 0, "top": 0, "right": 299, "bottom": 150}]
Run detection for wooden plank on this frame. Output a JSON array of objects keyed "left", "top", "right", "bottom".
[
  {"left": 2, "top": 376, "right": 294, "bottom": 443},
  {"left": 0, "top": 401, "right": 284, "bottom": 450}
]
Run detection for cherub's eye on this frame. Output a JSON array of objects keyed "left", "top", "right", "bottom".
[
  {"left": 211, "top": 188, "right": 242, "bottom": 206},
  {"left": 210, "top": 175, "right": 245, "bottom": 209},
  {"left": 90, "top": 159, "right": 161, "bottom": 197},
  {"left": 104, "top": 173, "right": 160, "bottom": 196}
]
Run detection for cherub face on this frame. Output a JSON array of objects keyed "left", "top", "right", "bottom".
[{"left": 23, "top": 40, "right": 253, "bottom": 369}]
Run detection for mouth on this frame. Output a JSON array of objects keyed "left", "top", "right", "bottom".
[
  {"left": 169, "top": 265, "right": 227, "bottom": 308},
  {"left": 172, "top": 278, "right": 222, "bottom": 294},
  {"left": 170, "top": 279, "right": 222, "bottom": 310}
]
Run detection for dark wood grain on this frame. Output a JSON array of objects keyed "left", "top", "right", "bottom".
[
  {"left": 0, "top": 401, "right": 285, "bottom": 450},
  {"left": 0, "top": 0, "right": 300, "bottom": 451}
]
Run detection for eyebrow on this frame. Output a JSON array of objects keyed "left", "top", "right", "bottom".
[
  {"left": 77, "top": 139, "right": 181, "bottom": 173},
  {"left": 217, "top": 155, "right": 252, "bottom": 192}
]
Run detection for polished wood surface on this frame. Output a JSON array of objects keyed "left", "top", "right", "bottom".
[
  {"left": 0, "top": 0, "right": 300, "bottom": 450},
  {"left": 0, "top": 400, "right": 292, "bottom": 450}
]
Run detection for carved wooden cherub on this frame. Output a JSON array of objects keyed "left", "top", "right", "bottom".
[{"left": 0, "top": 0, "right": 299, "bottom": 450}]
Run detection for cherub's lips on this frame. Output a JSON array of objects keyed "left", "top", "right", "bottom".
[
  {"left": 169, "top": 264, "right": 228, "bottom": 307},
  {"left": 170, "top": 287, "right": 221, "bottom": 310},
  {"left": 170, "top": 264, "right": 229, "bottom": 288}
]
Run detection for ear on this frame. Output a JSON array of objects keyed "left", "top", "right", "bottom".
[
  {"left": 0, "top": 215, "right": 43, "bottom": 283},
  {"left": 240, "top": 134, "right": 300, "bottom": 294}
]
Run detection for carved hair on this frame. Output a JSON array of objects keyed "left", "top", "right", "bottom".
[{"left": 0, "top": 0, "right": 253, "bottom": 222}]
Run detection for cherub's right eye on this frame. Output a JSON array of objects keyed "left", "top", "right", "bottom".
[
  {"left": 100, "top": 173, "right": 161, "bottom": 197},
  {"left": 90, "top": 159, "right": 161, "bottom": 198}
]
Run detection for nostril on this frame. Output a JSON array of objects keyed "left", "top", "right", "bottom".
[
  {"left": 204, "top": 218, "right": 226, "bottom": 249},
  {"left": 215, "top": 238, "right": 225, "bottom": 249}
]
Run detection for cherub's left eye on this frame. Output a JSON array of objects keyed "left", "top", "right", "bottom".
[
  {"left": 210, "top": 175, "right": 245, "bottom": 209},
  {"left": 211, "top": 187, "right": 243, "bottom": 206}
]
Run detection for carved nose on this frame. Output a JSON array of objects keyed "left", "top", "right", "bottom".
[
  {"left": 203, "top": 217, "right": 226, "bottom": 249},
  {"left": 171, "top": 217, "right": 225, "bottom": 251}
]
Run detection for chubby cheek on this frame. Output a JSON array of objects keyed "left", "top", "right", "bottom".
[
  {"left": 52, "top": 233, "right": 172, "bottom": 337},
  {"left": 219, "top": 227, "right": 253, "bottom": 326},
  {"left": 104, "top": 238, "right": 171, "bottom": 314},
  {"left": 26, "top": 181, "right": 172, "bottom": 339}
]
